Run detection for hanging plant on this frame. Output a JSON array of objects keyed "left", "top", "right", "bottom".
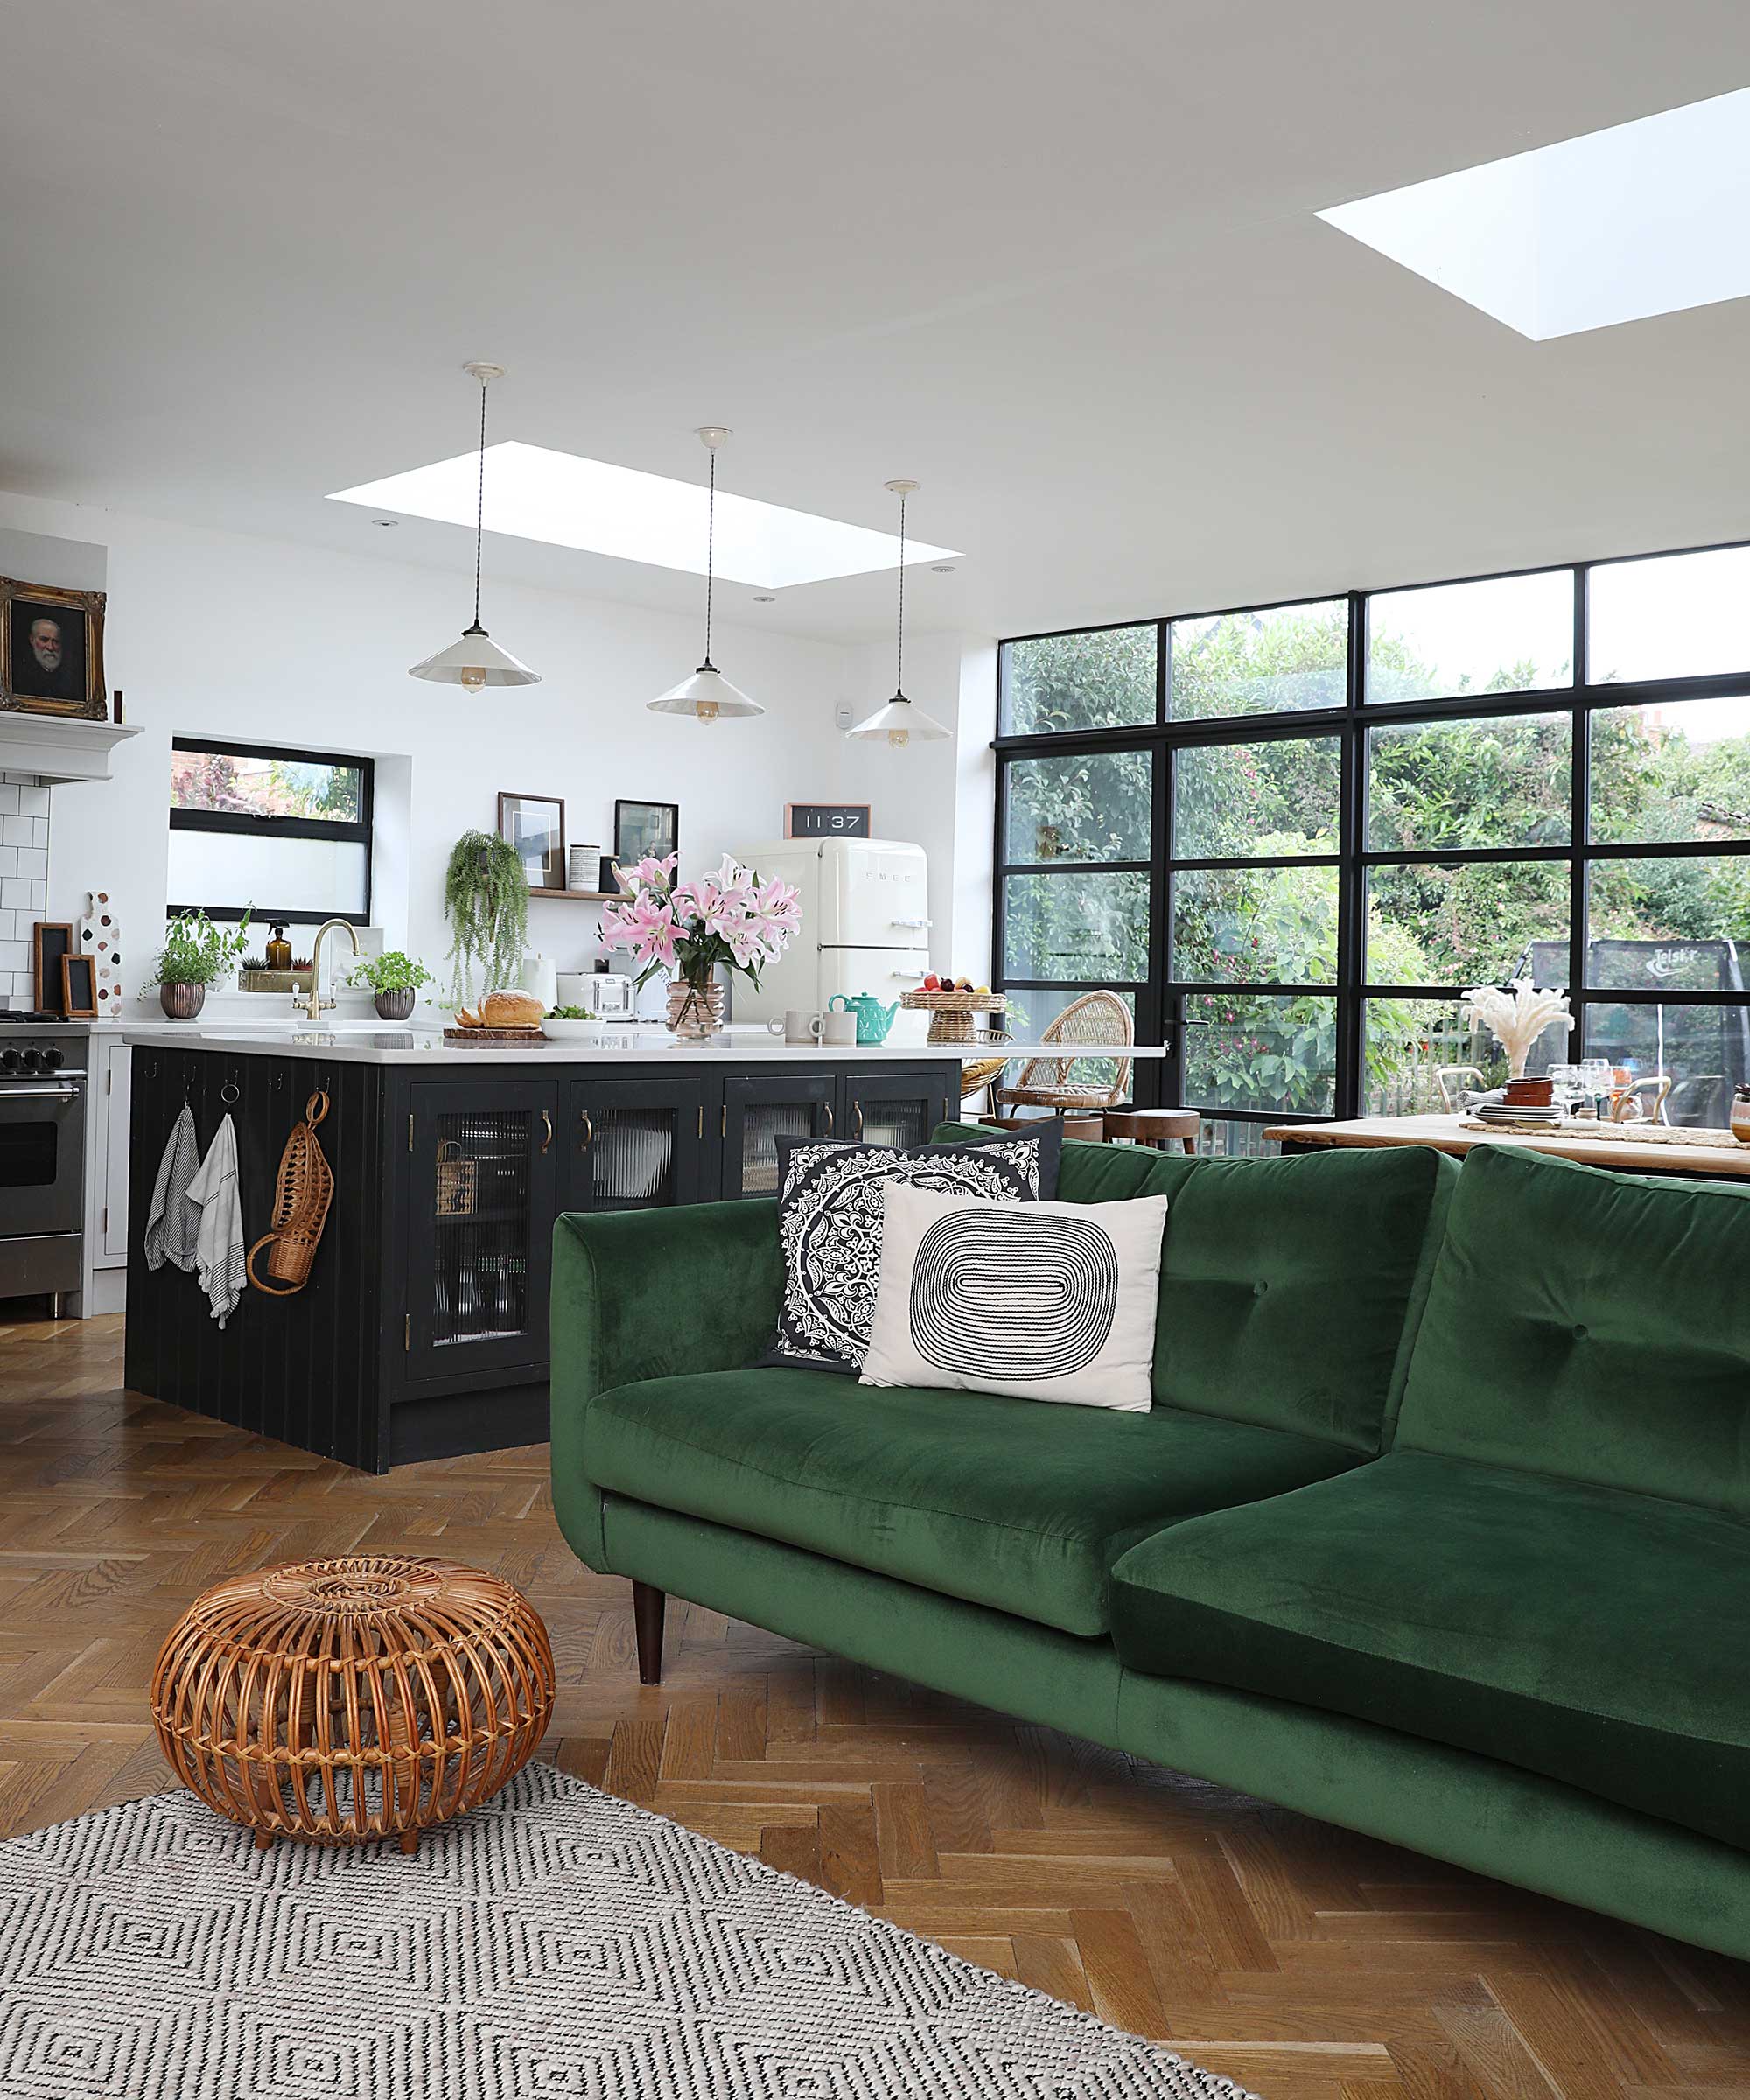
[{"left": 444, "top": 830, "right": 528, "bottom": 1007}]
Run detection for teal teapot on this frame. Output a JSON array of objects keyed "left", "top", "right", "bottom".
[{"left": 830, "top": 992, "right": 899, "bottom": 1045}]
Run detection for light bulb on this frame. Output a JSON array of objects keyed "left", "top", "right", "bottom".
[
  {"left": 696, "top": 697, "right": 720, "bottom": 723},
  {"left": 459, "top": 666, "right": 487, "bottom": 696},
  {"left": 887, "top": 725, "right": 910, "bottom": 750}
]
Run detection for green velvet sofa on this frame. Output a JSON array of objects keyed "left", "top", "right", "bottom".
[{"left": 550, "top": 1127, "right": 1750, "bottom": 1958}]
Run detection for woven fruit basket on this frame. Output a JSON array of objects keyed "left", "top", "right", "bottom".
[{"left": 901, "top": 988, "right": 1007, "bottom": 1045}]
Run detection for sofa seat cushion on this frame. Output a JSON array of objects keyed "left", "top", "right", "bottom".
[
  {"left": 1109, "top": 1450, "right": 1750, "bottom": 1849},
  {"left": 582, "top": 1368, "right": 1360, "bottom": 1637}
]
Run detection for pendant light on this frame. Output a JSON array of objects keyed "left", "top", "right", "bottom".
[
  {"left": 648, "top": 426, "right": 763, "bottom": 723},
  {"left": 847, "top": 479, "right": 950, "bottom": 749},
  {"left": 409, "top": 362, "right": 540, "bottom": 692}
]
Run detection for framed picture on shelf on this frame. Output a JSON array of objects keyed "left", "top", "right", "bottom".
[
  {"left": 32, "top": 922, "right": 74, "bottom": 1013},
  {"left": 1, "top": 579, "right": 107, "bottom": 720},
  {"left": 60, "top": 954, "right": 98, "bottom": 1018},
  {"left": 497, "top": 792, "right": 566, "bottom": 892},
  {"left": 614, "top": 798, "right": 679, "bottom": 868}
]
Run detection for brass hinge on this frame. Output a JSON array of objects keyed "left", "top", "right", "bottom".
[
  {"left": 404, "top": 1313, "right": 410, "bottom": 1351},
  {"left": 408, "top": 1112, "right": 414, "bottom": 1153}
]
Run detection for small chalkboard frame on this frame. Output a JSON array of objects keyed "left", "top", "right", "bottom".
[{"left": 60, "top": 953, "right": 98, "bottom": 1018}]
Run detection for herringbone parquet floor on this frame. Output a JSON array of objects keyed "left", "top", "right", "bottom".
[{"left": 4, "top": 1310, "right": 1748, "bottom": 2099}]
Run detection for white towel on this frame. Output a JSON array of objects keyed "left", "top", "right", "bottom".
[
  {"left": 187, "top": 1114, "right": 246, "bottom": 1328},
  {"left": 144, "top": 1105, "right": 201, "bottom": 1273}
]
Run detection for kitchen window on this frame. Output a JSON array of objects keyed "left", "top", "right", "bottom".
[
  {"left": 168, "top": 738, "right": 373, "bottom": 927},
  {"left": 994, "top": 539, "right": 1750, "bottom": 1151}
]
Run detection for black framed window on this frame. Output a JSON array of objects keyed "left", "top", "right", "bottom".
[
  {"left": 994, "top": 538, "right": 1750, "bottom": 1149},
  {"left": 168, "top": 738, "right": 373, "bottom": 926}
]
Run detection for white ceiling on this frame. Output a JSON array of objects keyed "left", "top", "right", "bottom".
[{"left": 3, "top": 0, "right": 1748, "bottom": 645}]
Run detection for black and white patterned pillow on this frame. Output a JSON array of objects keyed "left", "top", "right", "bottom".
[{"left": 766, "top": 1127, "right": 1061, "bottom": 1375}]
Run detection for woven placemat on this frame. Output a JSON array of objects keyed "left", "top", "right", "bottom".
[{"left": 1461, "top": 1117, "right": 1743, "bottom": 1149}]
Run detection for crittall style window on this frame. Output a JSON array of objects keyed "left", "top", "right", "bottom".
[
  {"left": 994, "top": 541, "right": 1750, "bottom": 1154},
  {"left": 169, "top": 738, "right": 374, "bottom": 927}
]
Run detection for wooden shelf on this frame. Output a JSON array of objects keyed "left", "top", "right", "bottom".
[{"left": 527, "top": 888, "right": 621, "bottom": 903}]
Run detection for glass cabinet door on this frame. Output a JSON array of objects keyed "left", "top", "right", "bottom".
[
  {"left": 720, "top": 1071, "right": 836, "bottom": 1199},
  {"left": 842, "top": 1068, "right": 953, "bottom": 1150},
  {"left": 564, "top": 1077, "right": 710, "bottom": 1213},
  {"left": 406, "top": 1081, "right": 557, "bottom": 1378}
]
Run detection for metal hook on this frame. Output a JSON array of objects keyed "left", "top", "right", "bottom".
[{"left": 220, "top": 1074, "right": 241, "bottom": 1105}]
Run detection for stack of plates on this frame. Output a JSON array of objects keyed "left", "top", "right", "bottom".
[{"left": 1473, "top": 1102, "right": 1567, "bottom": 1127}]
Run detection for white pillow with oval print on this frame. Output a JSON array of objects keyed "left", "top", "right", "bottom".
[{"left": 859, "top": 1182, "right": 1169, "bottom": 1411}]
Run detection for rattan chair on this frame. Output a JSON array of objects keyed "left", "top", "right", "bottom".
[{"left": 994, "top": 989, "right": 1133, "bottom": 1116}]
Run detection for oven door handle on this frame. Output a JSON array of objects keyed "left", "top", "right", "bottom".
[{"left": 0, "top": 1084, "right": 81, "bottom": 1100}]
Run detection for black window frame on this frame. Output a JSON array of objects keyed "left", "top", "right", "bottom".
[
  {"left": 168, "top": 735, "right": 374, "bottom": 928},
  {"left": 993, "top": 535, "right": 1750, "bottom": 1141}
]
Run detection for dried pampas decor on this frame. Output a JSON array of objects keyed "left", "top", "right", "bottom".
[{"left": 1463, "top": 980, "right": 1573, "bottom": 1079}]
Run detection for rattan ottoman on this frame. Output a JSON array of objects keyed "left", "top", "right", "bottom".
[{"left": 151, "top": 1555, "right": 555, "bottom": 1852}]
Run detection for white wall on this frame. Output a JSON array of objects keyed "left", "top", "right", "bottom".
[{"left": 0, "top": 491, "right": 858, "bottom": 1011}]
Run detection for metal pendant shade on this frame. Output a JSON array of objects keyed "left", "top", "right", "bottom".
[
  {"left": 408, "top": 363, "right": 540, "bottom": 690},
  {"left": 648, "top": 427, "right": 764, "bottom": 723},
  {"left": 847, "top": 479, "right": 950, "bottom": 747}
]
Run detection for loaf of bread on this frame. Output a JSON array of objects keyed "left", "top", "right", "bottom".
[{"left": 479, "top": 988, "right": 544, "bottom": 1028}]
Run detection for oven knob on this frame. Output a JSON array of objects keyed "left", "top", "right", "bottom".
[
  {"left": 0, "top": 1047, "right": 16, "bottom": 1074},
  {"left": 38, "top": 1046, "right": 63, "bottom": 1072},
  {"left": 19, "top": 1047, "right": 40, "bottom": 1073}
]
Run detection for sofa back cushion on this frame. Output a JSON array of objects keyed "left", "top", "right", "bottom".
[
  {"left": 1395, "top": 1144, "right": 1750, "bottom": 1512},
  {"left": 935, "top": 1128, "right": 1455, "bottom": 1453}
]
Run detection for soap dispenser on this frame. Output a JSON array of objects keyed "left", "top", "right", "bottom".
[{"left": 265, "top": 921, "right": 291, "bottom": 971}]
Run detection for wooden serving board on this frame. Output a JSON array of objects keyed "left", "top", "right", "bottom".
[{"left": 441, "top": 1026, "right": 550, "bottom": 1043}]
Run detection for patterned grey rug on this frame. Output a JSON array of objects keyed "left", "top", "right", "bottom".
[{"left": 0, "top": 1763, "right": 1259, "bottom": 2098}]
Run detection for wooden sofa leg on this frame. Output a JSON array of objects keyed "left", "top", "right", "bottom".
[{"left": 632, "top": 1581, "right": 666, "bottom": 1684}]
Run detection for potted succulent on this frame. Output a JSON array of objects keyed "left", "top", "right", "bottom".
[
  {"left": 150, "top": 909, "right": 251, "bottom": 1018},
  {"left": 349, "top": 949, "right": 434, "bottom": 1020},
  {"left": 602, "top": 852, "right": 801, "bottom": 1039}
]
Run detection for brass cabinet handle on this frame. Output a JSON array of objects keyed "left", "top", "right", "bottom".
[
  {"left": 822, "top": 1098, "right": 834, "bottom": 1134},
  {"left": 540, "top": 1109, "right": 553, "bottom": 1154},
  {"left": 579, "top": 1108, "right": 594, "bottom": 1150},
  {"left": 852, "top": 1099, "right": 864, "bottom": 1140}
]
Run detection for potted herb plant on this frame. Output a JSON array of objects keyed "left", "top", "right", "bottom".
[
  {"left": 443, "top": 830, "right": 528, "bottom": 1008},
  {"left": 349, "top": 949, "right": 435, "bottom": 1020},
  {"left": 150, "top": 909, "right": 251, "bottom": 1018}
]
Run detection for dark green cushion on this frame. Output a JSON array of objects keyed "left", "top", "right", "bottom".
[
  {"left": 1396, "top": 1145, "right": 1750, "bottom": 1510},
  {"left": 934, "top": 1129, "right": 1458, "bottom": 1455},
  {"left": 1109, "top": 1450, "right": 1750, "bottom": 1850},
  {"left": 582, "top": 1367, "right": 1361, "bottom": 1636}
]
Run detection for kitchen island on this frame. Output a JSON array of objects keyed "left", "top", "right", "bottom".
[{"left": 122, "top": 1024, "right": 1160, "bottom": 1470}]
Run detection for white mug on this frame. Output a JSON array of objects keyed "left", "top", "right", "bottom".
[
  {"left": 784, "top": 1008, "right": 825, "bottom": 1045},
  {"left": 821, "top": 1010, "right": 858, "bottom": 1046}
]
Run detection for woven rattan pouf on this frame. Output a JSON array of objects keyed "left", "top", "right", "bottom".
[{"left": 151, "top": 1556, "right": 556, "bottom": 1852}]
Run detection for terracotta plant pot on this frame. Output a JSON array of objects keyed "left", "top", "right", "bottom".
[
  {"left": 160, "top": 982, "right": 206, "bottom": 1019},
  {"left": 374, "top": 989, "right": 416, "bottom": 1021}
]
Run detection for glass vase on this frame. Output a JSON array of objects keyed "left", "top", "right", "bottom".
[{"left": 667, "top": 976, "right": 724, "bottom": 1040}]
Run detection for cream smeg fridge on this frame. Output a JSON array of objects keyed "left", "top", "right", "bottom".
[{"left": 732, "top": 837, "right": 931, "bottom": 1030}]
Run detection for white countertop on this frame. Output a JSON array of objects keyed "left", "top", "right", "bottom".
[{"left": 121, "top": 1020, "right": 1167, "bottom": 1068}]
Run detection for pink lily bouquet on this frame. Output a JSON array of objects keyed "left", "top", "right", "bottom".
[{"left": 602, "top": 852, "right": 802, "bottom": 1038}]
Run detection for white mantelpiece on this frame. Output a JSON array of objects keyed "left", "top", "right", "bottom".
[{"left": 0, "top": 713, "right": 138, "bottom": 785}]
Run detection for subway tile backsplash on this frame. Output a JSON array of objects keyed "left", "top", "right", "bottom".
[{"left": 0, "top": 773, "right": 50, "bottom": 1006}]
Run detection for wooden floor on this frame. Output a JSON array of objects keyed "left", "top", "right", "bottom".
[{"left": 4, "top": 1312, "right": 1748, "bottom": 2100}]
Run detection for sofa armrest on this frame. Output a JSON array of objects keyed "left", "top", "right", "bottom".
[{"left": 550, "top": 1201, "right": 783, "bottom": 1565}]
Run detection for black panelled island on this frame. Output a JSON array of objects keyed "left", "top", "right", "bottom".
[{"left": 122, "top": 1023, "right": 965, "bottom": 1472}]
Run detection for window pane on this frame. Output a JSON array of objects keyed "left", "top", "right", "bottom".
[
  {"left": 1168, "top": 600, "right": 1347, "bottom": 721},
  {"left": 171, "top": 746, "right": 364, "bottom": 822},
  {"left": 1589, "top": 696, "right": 1750, "bottom": 844},
  {"left": 1001, "top": 627, "right": 1156, "bottom": 735},
  {"left": 1173, "top": 864, "right": 1339, "bottom": 984},
  {"left": 1367, "top": 570, "right": 1573, "bottom": 703},
  {"left": 1174, "top": 736, "right": 1340, "bottom": 859},
  {"left": 1002, "top": 987, "right": 1136, "bottom": 1095},
  {"left": 1367, "top": 713, "right": 1571, "bottom": 850},
  {"left": 1004, "top": 750, "right": 1152, "bottom": 863},
  {"left": 1363, "top": 998, "right": 1515, "bottom": 1116},
  {"left": 166, "top": 829, "right": 368, "bottom": 920},
  {"left": 1182, "top": 992, "right": 1337, "bottom": 1114},
  {"left": 1586, "top": 858, "right": 1750, "bottom": 986},
  {"left": 1582, "top": 1002, "right": 1750, "bottom": 1126},
  {"left": 1589, "top": 546, "right": 1750, "bottom": 685},
  {"left": 1003, "top": 872, "right": 1148, "bottom": 982},
  {"left": 1366, "top": 860, "right": 1570, "bottom": 985}
]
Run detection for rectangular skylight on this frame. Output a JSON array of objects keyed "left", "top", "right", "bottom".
[
  {"left": 1317, "top": 85, "right": 1750, "bottom": 340},
  {"left": 328, "top": 443, "right": 957, "bottom": 589}
]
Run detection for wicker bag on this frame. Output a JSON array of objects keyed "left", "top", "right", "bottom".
[{"left": 246, "top": 1090, "right": 334, "bottom": 1295}]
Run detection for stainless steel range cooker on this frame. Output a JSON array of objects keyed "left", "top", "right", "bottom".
[{"left": 0, "top": 1023, "right": 87, "bottom": 1312}]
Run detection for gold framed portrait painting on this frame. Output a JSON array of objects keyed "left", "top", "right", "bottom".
[{"left": 0, "top": 579, "right": 107, "bottom": 719}]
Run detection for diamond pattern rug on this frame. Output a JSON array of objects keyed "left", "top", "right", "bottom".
[{"left": 0, "top": 1763, "right": 1259, "bottom": 2098}]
